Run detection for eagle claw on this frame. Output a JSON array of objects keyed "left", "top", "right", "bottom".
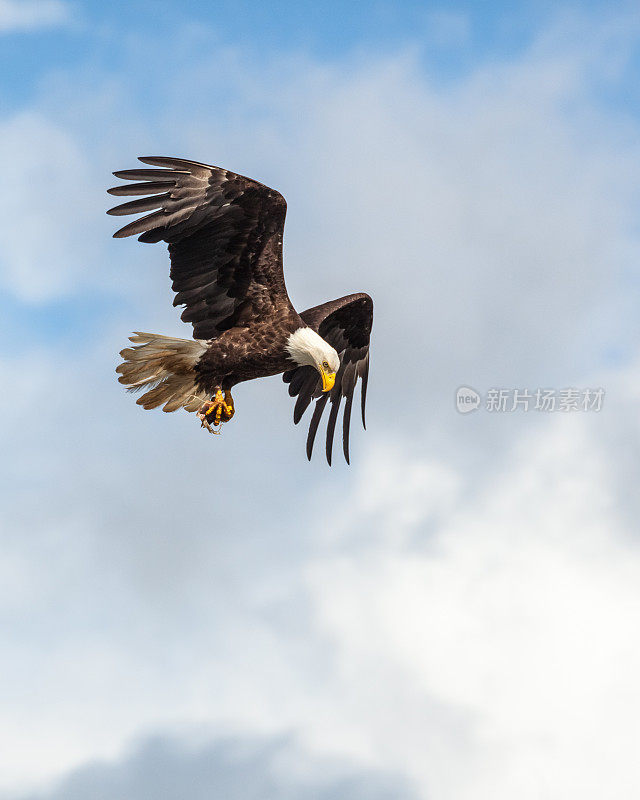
[{"left": 197, "top": 389, "right": 234, "bottom": 434}]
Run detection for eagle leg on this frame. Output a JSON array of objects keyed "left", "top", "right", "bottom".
[{"left": 197, "top": 388, "right": 235, "bottom": 434}]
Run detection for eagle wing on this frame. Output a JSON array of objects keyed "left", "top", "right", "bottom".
[
  {"left": 283, "top": 293, "right": 373, "bottom": 465},
  {"left": 108, "top": 156, "right": 291, "bottom": 340}
]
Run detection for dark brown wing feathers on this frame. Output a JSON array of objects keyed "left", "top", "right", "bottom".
[
  {"left": 306, "top": 394, "right": 330, "bottom": 462},
  {"left": 283, "top": 293, "right": 373, "bottom": 465},
  {"left": 108, "top": 156, "right": 290, "bottom": 340}
]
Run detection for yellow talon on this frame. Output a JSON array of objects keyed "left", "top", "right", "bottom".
[
  {"left": 197, "top": 388, "right": 235, "bottom": 433},
  {"left": 224, "top": 390, "right": 235, "bottom": 418},
  {"left": 206, "top": 389, "right": 225, "bottom": 415}
]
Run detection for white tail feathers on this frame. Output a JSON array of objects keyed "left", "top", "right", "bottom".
[{"left": 117, "top": 332, "right": 208, "bottom": 413}]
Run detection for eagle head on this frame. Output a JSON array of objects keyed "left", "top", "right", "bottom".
[{"left": 285, "top": 327, "right": 340, "bottom": 392}]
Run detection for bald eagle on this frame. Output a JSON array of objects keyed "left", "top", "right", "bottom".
[{"left": 108, "top": 156, "right": 373, "bottom": 464}]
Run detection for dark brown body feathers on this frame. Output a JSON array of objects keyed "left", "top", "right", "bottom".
[{"left": 194, "top": 310, "right": 303, "bottom": 392}]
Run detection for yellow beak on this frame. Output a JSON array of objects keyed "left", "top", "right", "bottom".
[{"left": 320, "top": 367, "right": 336, "bottom": 392}]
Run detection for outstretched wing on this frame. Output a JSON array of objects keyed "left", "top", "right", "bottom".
[
  {"left": 283, "top": 293, "right": 373, "bottom": 465},
  {"left": 108, "top": 156, "right": 292, "bottom": 340}
]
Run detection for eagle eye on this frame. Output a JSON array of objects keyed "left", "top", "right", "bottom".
[{"left": 322, "top": 360, "right": 329, "bottom": 369}]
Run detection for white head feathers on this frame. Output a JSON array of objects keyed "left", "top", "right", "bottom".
[{"left": 285, "top": 327, "right": 340, "bottom": 372}]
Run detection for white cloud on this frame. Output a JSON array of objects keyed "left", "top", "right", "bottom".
[
  {"left": 0, "top": 0, "right": 70, "bottom": 32},
  {"left": 0, "top": 113, "right": 104, "bottom": 302},
  {"left": 306, "top": 413, "right": 640, "bottom": 800}
]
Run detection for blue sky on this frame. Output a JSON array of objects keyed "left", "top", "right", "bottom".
[
  {"left": 2, "top": 2, "right": 640, "bottom": 799},
  {"left": 0, "top": 0, "right": 599, "bottom": 97},
  {"left": 4, "top": 0, "right": 640, "bottom": 114}
]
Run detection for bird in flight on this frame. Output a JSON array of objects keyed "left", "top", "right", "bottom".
[{"left": 108, "top": 156, "right": 373, "bottom": 463}]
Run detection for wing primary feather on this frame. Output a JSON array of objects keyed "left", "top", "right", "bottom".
[
  {"left": 112, "top": 210, "right": 167, "bottom": 238},
  {"left": 360, "top": 358, "right": 369, "bottom": 429},
  {"left": 288, "top": 369, "right": 307, "bottom": 397},
  {"left": 112, "top": 168, "right": 188, "bottom": 181},
  {"left": 137, "top": 156, "right": 212, "bottom": 169},
  {"left": 342, "top": 392, "right": 354, "bottom": 465},
  {"left": 293, "top": 373, "right": 318, "bottom": 424},
  {"left": 325, "top": 391, "right": 342, "bottom": 466},
  {"left": 288, "top": 365, "right": 315, "bottom": 398},
  {"left": 107, "top": 193, "right": 171, "bottom": 216},
  {"left": 107, "top": 181, "right": 175, "bottom": 197},
  {"left": 293, "top": 392, "right": 311, "bottom": 424},
  {"left": 306, "top": 395, "right": 329, "bottom": 461}
]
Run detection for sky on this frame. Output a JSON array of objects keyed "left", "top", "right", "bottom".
[{"left": 1, "top": 1, "right": 640, "bottom": 798}]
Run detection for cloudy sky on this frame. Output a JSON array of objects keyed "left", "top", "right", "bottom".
[{"left": 2, "top": 1, "right": 640, "bottom": 798}]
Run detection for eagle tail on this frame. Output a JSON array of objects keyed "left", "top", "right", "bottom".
[{"left": 116, "top": 332, "right": 208, "bottom": 413}]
